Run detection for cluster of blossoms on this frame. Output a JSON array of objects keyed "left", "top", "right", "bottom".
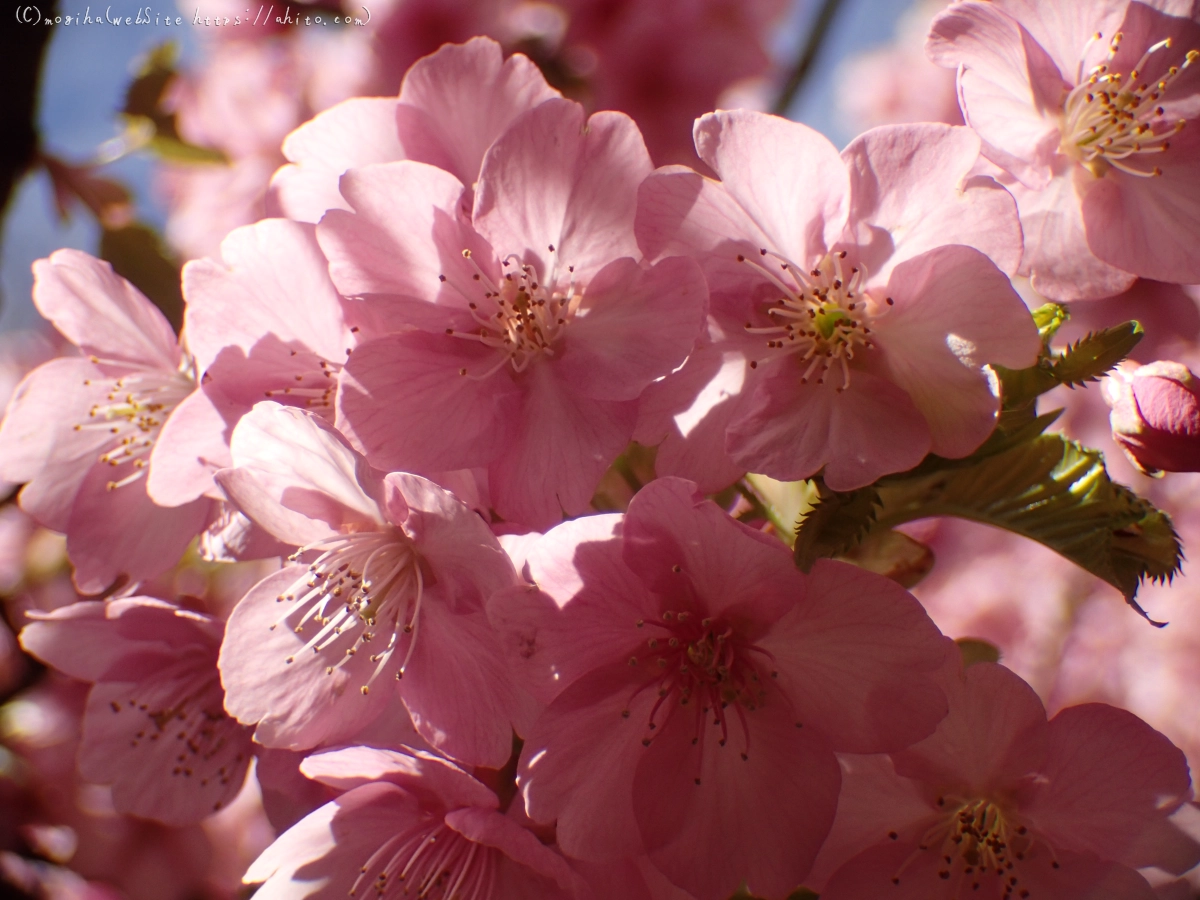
[{"left": 4, "top": 0, "right": 1200, "bottom": 897}]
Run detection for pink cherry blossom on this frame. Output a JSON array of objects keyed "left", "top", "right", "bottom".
[
  {"left": 489, "top": 477, "right": 952, "bottom": 900},
  {"left": 815, "top": 661, "right": 1194, "bottom": 900},
  {"left": 320, "top": 97, "right": 708, "bottom": 528},
  {"left": 927, "top": 0, "right": 1200, "bottom": 300},
  {"left": 636, "top": 111, "right": 1039, "bottom": 491},
  {"left": 0, "top": 250, "right": 209, "bottom": 593},
  {"left": 245, "top": 745, "right": 581, "bottom": 900},
  {"left": 18, "top": 598, "right": 254, "bottom": 826},
  {"left": 836, "top": 0, "right": 964, "bottom": 132},
  {"left": 272, "top": 36, "right": 561, "bottom": 223},
  {"left": 216, "top": 401, "right": 532, "bottom": 767},
  {"left": 146, "top": 218, "right": 355, "bottom": 509},
  {"left": 1104, "top": 360, "right": 1200, "bottom": 473}
]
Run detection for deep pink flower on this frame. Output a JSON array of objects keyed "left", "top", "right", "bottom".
[
  {"left": 636, "top": 111, "right": 1039, "bottom": 491},
  {"left": 927, "top": 0, "right": 1200, "bottom": 300},
  {"left": 272, "top": 36, "right": 561, "bottom": 223},
  {"left": 1104, "top": 360, "right": 1200, "bottom": 473},
  {"left": 489, "top": 477, "right": 952, "bottom": 900},
  {"left": 147, "top": 218, "right": 355, "bottom": 509},
  {"left": 0, "top": 250, "right": 209, "bottom": 592},
  {"left": 216, "top": 401, "right": 532, "bottom": 767},
  {"left": 18, "top": 598, "right": 254, "bottom": 826},
  {"left": 815, "top": 662, "right": 1193, "bottom": 900},
  {"left": 321, "top": 97, "right": 708, "bottom": 528},
  {"left": 245, "top": 745, "right": 581, "bottom": 900}
]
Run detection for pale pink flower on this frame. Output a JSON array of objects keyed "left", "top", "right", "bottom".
[
  {"left": 147, "top": 217, "right": 355, "bottom": 508},
  {"left": 1104, "top": 360, "right": 1200, "bottom": 473},
  {"left": 0, "top": 250, "right": 209, "bottom": 593},
  {"left": 18, "top": 597, "right": 255, "bottom": 826},
  {"left": 216, "top": 402, "right": 532, "bottom": 767},
  {"left": 489, "top": 477, "right": 952, "bottom": 900},
  {"left": 321, "top": 98, "right": 708, "bottom": 528},
  {"left": 636, "top": 111, "right": 1039, "bottom": 491},
  {"left": 814, "top": 661, "right": 1194, "bottom": 900},
  {"left": 837, "top": 0, "right": 964, "bottom": 132},
  {"left": 927, "top": 0, "right": 1200, "bottom": 300},
  {"left": 245, "top": 745, "right": 581, "bottom": 900},
  {"left": 272, "top": 36, "right": 561, "bottom": 223}
]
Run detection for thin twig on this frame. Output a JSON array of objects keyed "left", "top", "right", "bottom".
[{"left": 771, "top": 0, "right": 847, "bottom": 116}]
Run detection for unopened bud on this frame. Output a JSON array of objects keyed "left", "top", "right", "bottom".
[{"left": 1103, "top": 361, "right": 1200, "bottom": 474}]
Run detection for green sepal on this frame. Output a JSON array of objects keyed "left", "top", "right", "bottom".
[
  {"left": 793, "top": 480, "right": 879, "bottom": 573},
  {"left": 956, "top": 637, "right": 1001, "bottom": 668},
  {"left": 729, "top": 888, "right": 818, "bottom": 900}
]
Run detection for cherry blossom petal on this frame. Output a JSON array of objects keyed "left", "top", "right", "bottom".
[
  {"left": 552, "top": 256, "right": 708, "bottom": 402},
  {"left": 31, "top": 250, "right": 179, "bottom": 371},
  {"left": 872, "top": 244, "right": 1040, "bottom": 458},
  {"left": 634, "top": 687, "right": 840, "bottom": 900},
  {"left": 399, "top": 596, "right": 534, "bottom": 768},
  {"left": 66, "top": 463, "right": 208, "bottom": 594},
  {"left": 487, "top": 363, "right": 636, "bottom": 528},
  {"left": 318, "top": 161, "right": 486, "bottom": 301},
  {"left": 1025, "top": 703, "right": 1192, "bottom": 861},
  {"left": 841, "top": 123, "right": 1023, "bottom": 279},
  {"left": 335, "top": 331, "right": 521, "bottom": 475},
  {"left": 218, "top": 566, "right": 397, "bottom": 751},
  {"left": 726, "top": 368, "right": 931, "bottom": 489},
  {"left": 691, "top": 110, "right": 849, "bottom": 265},
  {"left": 146, "top": 387, "right": 231, "bottom": 507},
  {"left": 394, "top": 37, "right": 560, "bottom": 187},
  {"left": 762, "top": 560, "right": 952, "bottom": 754},
  {"left": 299, "top": 746, "right": 498, "bottom": 810},
  {"left": 473, "top": 99, "right": 650, "bottom": 284},
  {"left": 445, "top": 807, "right": 578, "bottom": 895},
  {"left": 1010, "top": 166, "right": 1137, "bottom": 300},
  {"left": 1083, "top": 132, "right": 1200, "bottom": 284},
  {"left": 926, "top": 1, "right": 1067, "bottom": 187},
  {"left": 272, "top": 97, "right": 404, "bottom": 223},
  {"left": 891, "top": 663, "right": 1048, "bottom": 793},
  {"left": 621, "top": 476, "right": 798, "bottom": 624},
  {"left": 518, "top": 663, "right": 657, "bottom": 861},
  {"left": 182, "top": 219, "right": 350, "bottom": 375},
  {"left": 219, "top": 402, "right": 385, "bottom": 547}
]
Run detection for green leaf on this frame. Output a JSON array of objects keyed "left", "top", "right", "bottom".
[
  {"left": 120, "top": 42, "right": 227, "bottom": 164},
  {"left": 794, "top": 481, "right": 879, "bottom": 572},
  {"left": 99, "top": 224, "right": 183, "bottom": 332},
  {"left": 956, "top": 637, "right": 1001, "bottom": 668},
  {"left": 870, "top": 433, "right": 1181, "bottom": 619},
  {"left": 1049, "top": 321, "right": 1144, "bottom": 388},
  {"left": 145, "top": 133, "right": 228, "bottom": 164}
]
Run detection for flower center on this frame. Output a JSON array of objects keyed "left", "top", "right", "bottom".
[
  {"left": 75, "top": 363, "right": 195, "bottom": 491},
  {"left": 262, "top": 357, "right": 342, "bottom": 418},
  {"left": 1061, "top": 31, "right": 1197, "bottom": 178},
  {"left": 624, "top": 608, "right": 779, "bottom": 778},
  {"left": 113, "top": 657, "right": 248, "bottom": 812},
  {"left": 272, "top": 530, "right": 427, "bottom": 693},
  {"left": 445, "top": 247, "right": 581, "bottom": 378},
  {"left": 739, "top": 249, "right": 879, "bottom": 391},
  {"left": 350, "top": 821, "right": 498, "bottom": 900},
  {"left": 891, "top": 796, "right": 1054, "bottom": 898}
]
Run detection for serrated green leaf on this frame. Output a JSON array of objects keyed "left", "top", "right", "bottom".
[
  {"left": 870, "top": 433, "right": 1181, "bottom": 618},
  {"left": 1049, "top": 321, "right": 1144, "bottom": 388},
  {"left": 793, "top": 481, "right": 879, "bottom": 572},
  {"left": 99, "top": 224, "right": 183, "bottom": 332}
]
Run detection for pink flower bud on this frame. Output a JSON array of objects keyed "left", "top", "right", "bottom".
[{"left": 1103, "top": 361, "right": 1200, "bottom": 474}]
